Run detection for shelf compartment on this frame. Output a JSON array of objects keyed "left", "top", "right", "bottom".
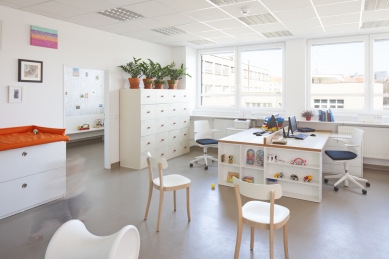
[
  {"left": 219, "top": 162, "right": 240, "bottom": 167},
  {"left": 241, "top": 145, "right": 265, "bottom": 168},
  {"left": 266, "top": 177, "right": 319, "bottom": 186},
  {"left": 242, "top": 167, "right": 264, "bottom": 184},
  {"left": 241, "top": 165, "right": 264, "bottom": 170},
  {"left": 218, "top": 180, "right": 234, "bottom": 187},
  {"left": 266, "top": 162, "right": 319, "bottom": 170}
]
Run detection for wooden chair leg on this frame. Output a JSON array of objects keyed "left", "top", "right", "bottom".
[
  {"left": 250, "top": 227, "right": 254, "bottom": 250},
  {"left": 234, "top": 219, "right": 243, "bottom": 259},
  {"left": 174, "top": 190, "right": 176, "bottom": 211},
  {"left": 269, "top": 227, "right": 274, "bottom": 259},
  {"left": 157, "top": 190, "right": 164, "bottom": 232},
  {"left": 186, "top": 187, "right": 191, "bottom": 221},
  {"left": 283, "top": 222, "right": 289, "bottom": 259},
  {"left": 144, "top": 184, "right": 153, "bottom": 220}
]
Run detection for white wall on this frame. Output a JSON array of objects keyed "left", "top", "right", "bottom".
[{"left": 0, "top": 5, "right": 172, "bottom": 164}]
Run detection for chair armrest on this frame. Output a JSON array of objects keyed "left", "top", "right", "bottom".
[{"left": 333, "top": 138, "right": 352, "bottom": 145}]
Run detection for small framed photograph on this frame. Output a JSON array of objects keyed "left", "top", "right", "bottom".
[
  {"left": 9, "top": 86, "right": 23, "bottom": 103},
  {"left": 18, "top": 59, "right": 43, "bottom": 83}
]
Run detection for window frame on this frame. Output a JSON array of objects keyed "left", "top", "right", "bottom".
[{"left": 307, "top": 35, "right": 370, "bottom": 114}]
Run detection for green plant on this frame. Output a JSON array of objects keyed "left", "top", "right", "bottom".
[
  {"left": 154, "top": 63, "right": 170, "bottom": 81},
  {"left": 140, "top": 59, "right": 159, "bottom": 78},
  {"left": 118, "top": 58, "right": 142, "bottom": 78},
  {"left": 301, "top": 109, "right": 315, "bottom": 118},
  {"left": 145, "top": 79, "right": 154, "bottom": 84},
  {"left": 167, "top": 62, "right": 191, "bottom": 82},
  {"left": 154, "top": 79, "right": 166, "bottom": 85}
]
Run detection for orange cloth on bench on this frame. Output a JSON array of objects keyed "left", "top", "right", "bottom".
[{"left": 0, "top": 125, "right": 69, "bottom": 151}]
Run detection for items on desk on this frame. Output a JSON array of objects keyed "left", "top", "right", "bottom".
[
  {"left": 290, "top": 174, "right": 299, "bottom": 181},
  {"left": 228, "top": 155, "right": 234, "bottom": 164},
  {"left": 262, "top": 115, "right": 284, "bottom": 132},
  {"left": 310, "top": 134, "right": 316, "bottom": 137},
  {"left": 255, "top": 150, "right": 264, "bottom": 166},
  {"left": 221, "top": 154, "right": 225, "bottom": 163},
  {"left": 304, "top": 175, "right": 313, "bottom": 182},
  {"left": 318, "top": 108, "right": 335, "bottom": 122},
  {"left": 290, "top": 158, "right": 306, "bottom": 165},
  {"left": 242, "top": 176, "right": 254, "bottom": 183},
  {"left": 300, "top": 109, "right": 315, "bottom": 121},
  {"left": 227, "top": 172, "right": 239, "bottom": 183},
  {"left": 233, "top": 119, "right": 251, "bottom": 129},
  {"left": 246, "top": 149, "right": 255, "bottom": 165},
  {"left": 274, "top": 172, "right": 284, "bottom": 178},
  {"left": 298, "top": 127, "right": 315, "bottom": 133}
]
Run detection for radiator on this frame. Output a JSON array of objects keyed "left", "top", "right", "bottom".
[{"left": 338, "top": 126, "right": 389, "bottom": 160}]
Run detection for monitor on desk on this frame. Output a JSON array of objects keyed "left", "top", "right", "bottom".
[{"left": 288, "top": 116, "right": 298, "bottom": 136}]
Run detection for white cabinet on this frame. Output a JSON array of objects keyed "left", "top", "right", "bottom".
[{"left": 120, "top": 89, "right": 190, "bottom": 169}]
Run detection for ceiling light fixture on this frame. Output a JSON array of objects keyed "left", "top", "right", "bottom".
[
  {"left": 152, "top": 27, "right": 187, "bottom": 36},
  {"left": 188, "top": 39, "right": 215, "bottom": 45},
  {"left": 361, "top": 19, "right": 389, "bottom": 28},
  {"left": 364, "top": 0, "right": 389, "bottom": 11},
  {"left": 262, "top": 30, "right": 292, "bottom": 38},
  {"left": 209, "top": 0, "right": 256, "bottom": 6},
  {"left": 238, "top": 13, "right": 278, "bottom": 25},
  {"left": 241, "top": 9, "right": 249, "bottom": 15},
  {"left": 98, "top": 7, "right": 144, "bottom": 21}
]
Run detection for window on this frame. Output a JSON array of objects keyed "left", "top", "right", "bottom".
[
  {"left": 310, "top": 40, "right": 365, "bottom": 111},
  {"left": 243, "top": 69, "right": 248, "bottom": 79},
  {"left": 231, "top": 67, "right": 235, "bottom": 73},
  {"left": 223, "top": 65, "right": 229, "bottom": 76},
  {"left": 204, "top": 61, "right": 213, "bottom": 73},
  {"left": 215, "top": 63, "right": 222, "bottom": 75},
  {"left": 373, "top": 38, "right": 389, "bottom": 111}
]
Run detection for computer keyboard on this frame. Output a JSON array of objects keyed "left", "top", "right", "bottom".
[{"left": 294, "top": 133, "right": 308, "bottom": 140}]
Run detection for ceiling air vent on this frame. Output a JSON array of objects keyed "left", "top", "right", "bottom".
[
  {"left": 364, "top": 0, "right": 389, "bottom": 11},
  {"left": 361, "top": 20, "right": 389, "bottom": 29},
  {"left": 152, "top": 27, "right": 187, "bottom": 36},
  {"left": 98, "top": 7, "right": 144, "bottom": 21},
  {"left": 262, "top": 30, "right": 292, "bottom": 38},
  {"left": 238, "top": 13, "right": 277, "bottom": 25},
  {"left": 188, "top": 39, "right": 215, "bottom": 45},
  {"left": 209, "top": 0, "right": 256, "bottom": 6}
]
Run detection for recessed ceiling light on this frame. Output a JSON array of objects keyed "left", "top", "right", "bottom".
[
  {"left": 152, "top": 27, "right": 187, "bottom": 36},
  {"left": 361, "top": 19, "right": 389, "bottom": 28},
  {"left": 364, "top": 0, "right": 389, "bottom": 11},
  {"left": 98, "top": 7, "right": 144, "bottom": 22},
  {"left": 238, "top": 13, "right": 278, "bottom": 25},
  {"left": 188, "top": 39, "right": 215, "bottom": 45},
  {"left": 262, "top": 30, "right": 292, "bottom": 38},
  {"left": 209, "top": 0, "right": 256, "bottom": 6}
]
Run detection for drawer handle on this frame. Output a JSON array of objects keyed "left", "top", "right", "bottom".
[
  {"left": 173, "top": 109, "right": 176, "bottom": 111},
  {"left": 161, "top": 153, "right": 164, "bottom": 156},
  {"left": 184, "top": 95, "right": 186, "bottom": 97},
  {"left": 22, "top": 152, "right": 27, "bottom": 156},
  {"left": 173, "top": 95, "right": 176, "bottom": 97},
  {"left": 22, "top": 183, "right": 27, "bottom": 188},
  {"left": 161, "top": 139, "right": 164, "bottom": 142},
  {"left": 173, "top": 150, "right": 176, "bottom": 152},
  {"left": 161, "top": 95, "right": 164, "bottom": 97},
  {"left": 147, "top": 96, "right": 150, "bottom": 98},
  {"left": 184, "top": 134, "right": 187, "bottom": 136},
  {"left": 161, "top": 110, "right": 164, "bottom": 112},
  {"left": 147, "top": 127, "right": 151, "bottom": 129},
  {"left": 147, "top": 142, "right": 150, "bottom": 145},
  {"left": 184, "top": 108, "right": 187, "bottom": 110},
  {"left": 173, "top": 122, "right": 176, "bottom": 125},
  {"left": 184, "top": 121, "right": 187, "bottom": 123},
  {"left": 161, "top": 124, "right": 164, "bottom": 127},
  {"left": 173, "top": 136, "right": 176, "bottom": 138},
  {"left": 147, "top": 111, "right": 150, "bottom": 114},
  {"left": 184, "top": 146, "right": 187, "bottom": 148}
]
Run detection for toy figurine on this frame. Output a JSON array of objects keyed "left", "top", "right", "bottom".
[
  {"left": 228, "top": 155, "right": 234, "bottom": 164},
  {"left": 290, "top": 158, "right": 307, "bottom": 165},
  {"left": 274, "top": 172, "right": 284, "bottom": 178},
  {"left": 290, "top": 174, "right": 299, "bottom": 181},
  {"left": 211, "top": 183, "right": 216, "bottom": 189},
  {"left": 221, "top": 154, "right": 225, "bottom": 163},
  {"left": 33, "top": 129, "right": 38, "bottom": 135},
  {"left": 304, "top": 175, "right": 313, "bottom": 182},
  {"left": 246, "top": 149, "right": 254, "bottom": 165},
  {"left": 256, "top": 150, "right": 264, "bottom": 166}
]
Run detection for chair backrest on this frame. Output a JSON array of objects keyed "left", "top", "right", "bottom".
[
  {"left": 194, "top": 120, "right": 215, "bottom": 140},
  {"left": 351, "top": 128, "right": 363, "bottom": 146},
  {"left": 147, "top": 152, "right": 168, "bottom": 170},
  {"left": 233, "top": 177, "right": 282, "bottom": 200}
]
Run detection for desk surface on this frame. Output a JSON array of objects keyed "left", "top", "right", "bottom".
[{"left": 218, "top": 128, "right": 267, "bottom": 146}]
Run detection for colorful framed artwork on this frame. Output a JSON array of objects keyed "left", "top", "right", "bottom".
[
  {"left": 256, "top": 149, "right": 264, "bottom": 166},
  {"left": 18, "top": 59, "right": 43, "bottom": 83},
  {"left": 246, "top": 149, "right": 254, "bottom": 165},
  {"left": 8, "top": 86, "right": 23, "bottom": 103},
  {"left": 30, "top": 25, "right": 58, "bottom": 49}
]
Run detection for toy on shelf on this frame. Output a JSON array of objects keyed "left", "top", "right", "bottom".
[
  {"left": 93, "top": 119, "right": 104, "bottom": 128},
  {"left": 228, "top": 155, "right": 234, "bottom": 164},
  {"left": 211, "top": 183, "right": 216, "bottom": 189},
  {"left": 221, "top": 154, "right": 225, "bottom": 163},
  {"left": 246, "top": 149, "right": 254, "bottom": 165},
  {"left": 227, "top": 172, "right": 239, "bottom": 183},
  {"left": 274, "top": 172, "right": 284, "bottom": 178},
  {"left": 267, "top": 178, "right": 278, "bottom": 182},
  {"left": 77, "top": 124, "right": 90, "bottom": 131},
  {"left": 268, "top": 154, "right": 275, "bottom": 162},
  {"left": 290, "top": 174, "right": 299, "bottom": 181},
  {"left": 290, "top": 158, "right": 306, "bottom": 165},
  {"left": 242, "top": 176, "right": 254, "bottom": 183},
  {"left": 33, "top": 129, "right": 38, "bottom": 135},
  {"left": 255, "top": 149, "right": 264, "bottom": 166},
  {"left": 304, "top": 175, "right": 313, "bottom": 182}
]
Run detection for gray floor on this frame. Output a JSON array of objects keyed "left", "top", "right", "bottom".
[{"left": 0, "top": 139, "right": 388, "bottom": 259}]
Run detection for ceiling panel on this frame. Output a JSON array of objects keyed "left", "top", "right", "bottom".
[
  {"left": 312, "top": 0, "right": 357, "bottom": 5},
  {"left": 260, "top": 0, "right": 312, "bottom": 12},
  {"left": 121, "top": 29, "right": 166, "bottom": 39},
  {"left": 55, "top": 0, "right": 116, "bottom": 12},
  {"left": 26, "top": 1, "right": 88, "bottom": 18},
  {"left": 251, "top": 23, "right": 287, "bottom": 33},
  {"left": 221, "top": 26, "right": 256, "bottom": 35},
  {"left": 176, "top": 23, "right": 214, "bottom": 33},
  {"left": 104, "top": 0, "right": 148, "bottom": 6},
  {"left": 21, "top": 6, "right": 66, "bottom": 19},
  {"left": 196, "top": 30, "right": 230, "bottom": 38},
  {"left": 236, "top": 33, "right": 264, "bottom": 40},
  {"left": 123, "top": 0, "right": 176, "bottom": 17},
  {"left": 273, "top": 6, "right": 317, "bottom": 21},
  {"left": 220, "top": 1, "right": 268, "bottom": 17},
  {"left": 284, "top": 18, "right": 321, "bottom": 29},
  {"left": 212, "top": 36, "right": 239, "bottom": 43},
  {"left": 97, "top": 18, "right": 168, "bottom": 33},
  {"left": 0, "top": 1, "right": 22, "bottom": 8},
  {"left": 156, "top": 0, "right": 214, "bottom": 12},
  {"left": 362, "top": 9, "right": 389, "bottom": 22},
  {"left": 316, "top": 1, "right": 362, "bottom": 17},
  {"left": 205, "top": 18, "right": 246, "bottom": 30},
  {"left": 185, "top": 8, "right": 231, "bottom": 22},
  {"left": 65, "top": 13, "right": 122, "bottom": 27},
  {"left": 153, "top": 13, "right": 197, "bottom": 26},
  {"left": 320, "top": 13, "right": 360, "bottom": 25},
  {"left": 325, "top": 22, "right": 360, "bottom": 32},
  {"left": 2, "top": 0, "right": 47, "bottom": 7},
  {"left": 290, "top": 26, "right": 324, "bottom": 35}
]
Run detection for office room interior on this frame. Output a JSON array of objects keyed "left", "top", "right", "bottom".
[{"left": 0, "top": 0, "right": 389, "bottom": 259}]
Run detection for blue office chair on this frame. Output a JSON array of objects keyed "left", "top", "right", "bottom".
[
  {"left": 324, "top": 128, "right": 370, "bottom": 194},
  {"left": 189, "top": 120, "right": 219, "bottom": 170}
]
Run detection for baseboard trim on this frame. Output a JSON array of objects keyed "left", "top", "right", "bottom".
[
  {"left": 364, "top": 164, "right": 389, "bottom": 172},
  {"left": 111, "top": 162, "right": 120, "bottom": 168}
]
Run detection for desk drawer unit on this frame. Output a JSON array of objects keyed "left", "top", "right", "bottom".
[
  {"left": 168, "top": 91, "right": 180, "bottom": 103},
  {"left": 155, "top": 104, "right": 169, "bottom": 119},
  {"left": 155, "top": 118, "right": 169, "bottom": 133},
  {"left": 180, "top": 103, "right": 189, "bottom": 115},
  {"left": 181, "top": 116, "right": 190, "bottom": 128},
  {"left": 141, "top": 91, "right": 155, "bottom": 104},
  {"left": 168, "top": 103, "right": 181, "bottom": 117},
  {"left": 169, "top": 117, "right": 181, "bottom": 131},
  {"left": 141, "top": 105, "right": 155, "bottom": 120},
  {"left": 155, "top": 90, "right": 169, "bottom": 104},
  {"left": 141, "top": 120, "right": 156, "bottom": 136},
  {"left": 169, "top": 130, "right": 180, "bottom": 146},
  {"left": 0, "top": 142, "right": 65, "bottom": 183},
  {"left": 179, "top": 91, "right": 189, "bottom": 103},
  {"left": 141, "top": 135, "right": 155, "bottom": 152},
  {"left": 155, "top": 132, "right": 169, "bottom": 148}
]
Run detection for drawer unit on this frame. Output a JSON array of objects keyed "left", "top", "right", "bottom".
[
  {"left": 155, "top": 147, "right": 169, "bottom": 160},
  {"left": 141, "top": 90, "right": 155, "bottom": 104},
  {"left": 155, "top": 90, "right": 169, "bottom": 103},
  {"left": 179, "top": 91, "right": 189, "bottom": 103},
  {"left": 168, "top": 91, "right": 180, "bottom": 103},
  {"left": 155, "top": 104, "right": 169, "bottom": 119},
  {"left": 140, "top": 120, "right": 156, "bottom": 137},
  {"left": 0, "top": 142, "right": 66, "bottom": 183},
  {"left": 180, "top": 127, "right": 190, "bottom": 141},
  {"left": 141, "top": 135, "right": 155, "bottom": 152},
  {"left": 155, "top": 118, "right": 169, "bottom": 133},
  {"left": 155, "top": 132, "right": 169, "bottom": 148},
  {"left": 168, "top": 103, "right": 181, "bottom": 117},
  {"left": 180, "top": 140, "right": 190, "bottom": 155},
  {"left": 181, "top": 115, "right": 190, "bottom": 128},
  {"left": 169, "top": 116, "right": 181, "bottom": 131},
  {"left": 169, "top": 130, "right": 180, "bottom": 145},
  {"left": 141, "top": 105, "right": 155, "bottom": 120},
  {"left": 0, "top": 167, "right": 65, "bottom": 219},
  {"left": 180, "top": 103, "right": 190, "bottom": 115},
  {"left": 169, "top": 143, "right": 181, "bottom": 159}
]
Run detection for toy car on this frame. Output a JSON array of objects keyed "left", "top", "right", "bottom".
[
  {"left": 290, "top": 158, "right": 306, "bottom": 165},
  {"left": 274, "top": 172, "right": 284, "bottom": 178},
  {"left": 290, "top": 174, "right": 299, "bottom": 181},
  {"left": 304, "top": 175, "right": 313, "bottom": 182}
]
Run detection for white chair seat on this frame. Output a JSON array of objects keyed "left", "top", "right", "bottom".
[
  {"left": 242, "top": 201, "right": 290, "bottom": 225},
  {"left": 153, "top": 174, "right": 191, "bottom": 188}
]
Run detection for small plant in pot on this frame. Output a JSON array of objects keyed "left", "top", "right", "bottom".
[
  {"left": 167, "top": 62, "right": 191, "bottom": 89},
  {"left": 140, "top": 59, "right": 159, "bottom": 89},
  {"left": 301, "top": 109, "right": 315, "bottom": 121},
  {"left": 118, "top": 58, "right": 143, "bottom": 89},
  {"left": 154, "top": 63, "right": 169, "bottom": 89}
]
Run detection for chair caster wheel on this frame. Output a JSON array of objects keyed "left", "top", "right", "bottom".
[
  {"left": 334, "top": 187, "right": 339, "bottom": 191},
  {"left": 366, "top": 182, "right": 370, "bottom": 187},
  {"left": 190, "top": 164, "right": 193, "bottom": 167},
  {"left": 205, "top": 166, "right": 208, "bottom": 170},
  {"left": 324, "top": 179, "right": 328, "bottom": 184},
  {"left": 362, "top": 189, "right": 367, "bottom": 194}
]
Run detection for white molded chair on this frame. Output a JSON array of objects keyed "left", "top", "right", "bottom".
[
  {"left": 189, "top": 120, "right": 219, "bottom": 170},
  {"left": 324, "top": 128, "right": 370, "bottom": 194},
  {"left": 144, "top": 153, "right": 191, "bottom": 232},
  {"left": 233, "top": 178, "right": 290, "bottom": 259},
  {"left": 45, "top": 220, "right": 140, "bottom": 259}
]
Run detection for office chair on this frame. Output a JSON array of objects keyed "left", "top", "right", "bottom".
[
  {"left": 189, "top": 120, "right": 219, "bottom": 170},
  {"left": 324, "top": 128, "right": 370, "bottom": 194}
]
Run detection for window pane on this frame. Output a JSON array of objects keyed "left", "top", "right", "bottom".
[
  {"left": 242, "top": 96, "right": 282, "bottom": 108},
  {"left": 373, "top": 39, "right": 389, "bottom": 111},
  {"left": 373, "top": 96, "right": 389, "bottom": 110},
  {"left": 215, "top": 64, "right": 222, "bottom": 75},
  {"left": 201, "top": 95, "right": 235, "bottom": 107},
  {"left": 223, "top": 65, "right": 229, "bottom": 75},
  {"left": 311, "top": 41, "right": 364, "bottom": 110}
]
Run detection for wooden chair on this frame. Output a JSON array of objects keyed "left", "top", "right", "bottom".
[
  {"left": 144, "top": 152, "right": 191, "bottom": 232},
  {"left": 233, "top": 177, "right": 290, "bottom": 259}
]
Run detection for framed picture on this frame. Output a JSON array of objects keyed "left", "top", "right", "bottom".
[
  {"left": 18, "top": 59, "right": 43, "bottom": 83},
  {"left": 9, "top": 86, "right": 23, "bottom": 103}
]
